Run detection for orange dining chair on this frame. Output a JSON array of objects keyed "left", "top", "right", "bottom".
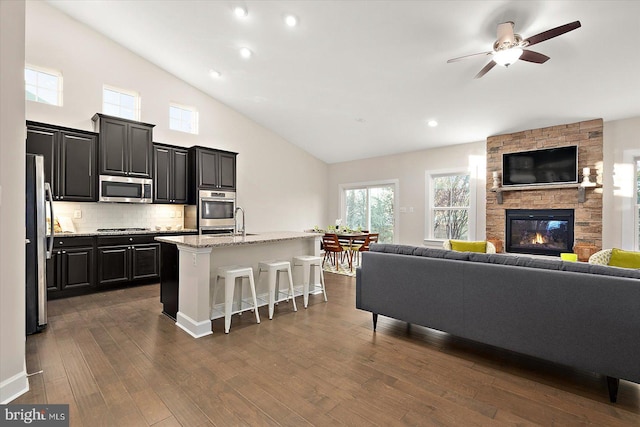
[
  {"left": 322, "top": 233, "right": 344, "bottom": 268},
  {"left": 353, "top": 233, "right": 379, "bottom": 267}
]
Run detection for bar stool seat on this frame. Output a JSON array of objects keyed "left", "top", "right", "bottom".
[
  {"left": 258, "top": 260, "right": 297, "bottom": 319},
  {"left": 211, "top": 265, "right": 260, "bottom": 333},
  {"left": 292, "top": 255, "right": 327, "bottom": 308}
]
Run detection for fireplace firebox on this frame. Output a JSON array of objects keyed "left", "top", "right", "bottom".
[{"left": 505, "top": 209, "right": 574, "bottom": 257}]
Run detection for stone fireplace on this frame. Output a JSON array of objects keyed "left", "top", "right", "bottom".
[
  {"left": 505, "top": 209, "right": 574, "bottom": 256},
  {"left": 486, "top": 119, "right": 603, "bottom": 255}
]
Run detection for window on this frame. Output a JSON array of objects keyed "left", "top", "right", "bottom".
[
  {"left": 169, "top": 103, "right": 198, "bottom": 134},
  {"left": 636, "top": 158, "right": 640, "bottom": 250},
  {"left": 341, "top": 181, "right": 398, "bottom": 243},
  {"left": 428, "top": 172, "right": 471, "bottom": 240},
  {"left": 25, "top": 65, "right": 63, "bottom": 106},
  {"left": 103, "top": 85, "right": 140, "bottom": 120}
]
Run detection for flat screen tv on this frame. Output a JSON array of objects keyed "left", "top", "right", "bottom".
[{"left": 502, "top": 146, "right": 578, "bottom": 187}]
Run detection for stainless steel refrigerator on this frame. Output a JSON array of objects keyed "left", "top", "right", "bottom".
[{"left": 25, "top": 153, "right": 54, "bottom": 335}]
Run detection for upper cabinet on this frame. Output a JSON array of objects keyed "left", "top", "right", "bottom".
[
  {"left": 188, "top": 146, "right": 237, "bottom": 201},
  {"left": 92, "top": 113, "right": 154, "bottom": 178},
  {"left": 26, "top": 121, "right": 98, "bottom": 202},
  {"left": 153, "top": 143, "right": 188, "bottom": 204}
]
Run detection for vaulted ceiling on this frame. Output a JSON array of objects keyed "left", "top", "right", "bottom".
[{"left": 48, "top": 1, "right": 640, "bottom": 163}]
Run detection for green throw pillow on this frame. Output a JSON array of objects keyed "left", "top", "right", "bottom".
[
  {"left": 450, "top": 240, "right": 487, "bottom": 253},
  {"left": 608, "top": 248, "right": 640, "bottom": 269}
]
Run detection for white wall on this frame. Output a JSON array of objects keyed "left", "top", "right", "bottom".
[
  {"left": 602, "top": 117, "right": 640, "bottom": 249},
  {"left": 328, "top": 142, "right": 487, "bottom": 247},
  {"left": 25, "top": 1, "right": 329, "bottom": 233},
  {"left": 0, "top": 0, "right": 28, "bottom": 403}
]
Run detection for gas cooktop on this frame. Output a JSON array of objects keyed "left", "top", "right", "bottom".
[{"left": 96, "top": 227, "right": 150, "bottom": 232}]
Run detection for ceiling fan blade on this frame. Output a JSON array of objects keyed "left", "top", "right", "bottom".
[
  {"left": 524, "top": 21, "right": 581, "bottom": 47},
  {"left": 474, "top": 61, "right": 496, "bottom": 79},
  {"left": 447, "top": 51, "right": 493, "bottom": 63},
  {"left": 520, "top": 49, "right": 550, "bottom": 64}
]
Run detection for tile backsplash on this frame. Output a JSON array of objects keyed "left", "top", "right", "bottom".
[{"left": 52, "top": 202, "right": 186, "bottom": 233}]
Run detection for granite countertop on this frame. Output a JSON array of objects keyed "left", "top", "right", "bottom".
[
  {"left": 155, "top": 231, "right": 322, "bottom": 248},
  {"left": 52, "top": 229, "right": 198, "bottom": 237}
]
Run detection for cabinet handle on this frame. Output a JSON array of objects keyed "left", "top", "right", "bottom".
[
  {"left": 129, "top": 238, "right": 133, "bottom": 241},
  {"left": 62, "top": 251, "right": 66, "bottom": 254}
]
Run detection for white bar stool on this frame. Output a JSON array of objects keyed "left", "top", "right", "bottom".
[
  {"left": 211, "top": 265, "right": 260, "bottom": 333},
  {"left": 292, "top": 255, "right": 327, "bottom": 308},
  {"left": 258, "top": 260, "right": 297, "bottom": 319}
]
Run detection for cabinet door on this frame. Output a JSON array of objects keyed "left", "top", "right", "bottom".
[
  {"left": 26, "top": 125, "right": 58, "bottom": 198},
  {"left": 59, "top": 131, "right": 97, "bottom": 202},
  {"left": 198, "top": 150, "right": 219, "bottom": 188},
  {"left": 128, "top": 123, "right": 152, "bottom": 178},
  {"left": 60, "top": 247, "right": 94, "bottom": 290},
  {"left": 100, "top": 118, "right": 128, "bottom": 176},
  {"left": 97, "top": 245, "right": 130, "bottom": 285},
  {"left": 46, "top": 251, "right": 60, "bottom": 292},
  {"left": 131, "top": 244, "right": 160, "bottom": 280},
  {"left": 218, "top": 152, "right": 236, "bottom": 190},
  {"left": 172, "top": 149, "right": 188, "bottom": 203},
  {"left": 153, "top": 146, "right": 171, "bottom": 203}
]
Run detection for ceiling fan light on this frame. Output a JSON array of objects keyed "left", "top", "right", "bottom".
[{"left": 493, "top": 47, "right": 523, "bottom": 67}]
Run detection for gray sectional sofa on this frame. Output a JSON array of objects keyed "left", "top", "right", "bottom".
[{"left": 355, "top": 243, "right": 640, "bottom": 402}]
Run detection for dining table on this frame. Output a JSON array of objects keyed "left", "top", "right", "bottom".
[{"left": 334, "top": 232, "right": 370, "bottom": 271}]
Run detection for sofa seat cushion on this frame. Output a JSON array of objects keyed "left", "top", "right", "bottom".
[{"left": 608, "top": 248, "right": 640, "bottom": 269}]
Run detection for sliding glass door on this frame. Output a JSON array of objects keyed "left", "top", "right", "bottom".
[{"left": 342, "top": 182, "right": 396, "bottom": 243}]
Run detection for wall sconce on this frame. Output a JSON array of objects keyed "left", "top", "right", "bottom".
[
  {"left": 581, "top": 167, "right": 596, "bottom": 187},
  {"left": 492, "top": 171, "right": 501, "bottom": 190}
]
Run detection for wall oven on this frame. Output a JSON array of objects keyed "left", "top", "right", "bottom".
[
  {"left": 99, "top": 175, "right": 152, "bottom": 203},
  {"left": 198, "top": 190, "right": 236, "bottom": 233}
]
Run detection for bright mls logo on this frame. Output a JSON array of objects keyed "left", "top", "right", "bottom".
[{"left": 1, "top": 404, "right": 68, "bottom": 426}]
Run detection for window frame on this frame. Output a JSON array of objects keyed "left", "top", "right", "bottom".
[
  {"left": 339, "top": 179, "right": 399, "bottom": 244},
  {"left": 620, "top": 150, "right": 640, "bottom": 251},
  {"left": 169, "top": 102, "right": 199, "bottom": 134},
  {"left": 425, "top": 168, "right": 477, "bottom": 243},
  {"left": 102, "top": 84, "right": 141, "bottom": 121},
  {"left": 25, "top": 64, "right": 63, "bottom": 106}
]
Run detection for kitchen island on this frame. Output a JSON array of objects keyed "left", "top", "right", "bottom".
[{"left": 155, "top": 231, "right": 322, "bottom": 338}]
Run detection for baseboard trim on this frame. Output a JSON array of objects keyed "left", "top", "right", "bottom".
[{"left": 0, "top": 369, "right": 29, "bottom": 404}]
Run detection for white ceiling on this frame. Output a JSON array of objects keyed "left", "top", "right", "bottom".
[{"left": 47, "top": 1, "right": 640, "bottom": 164}]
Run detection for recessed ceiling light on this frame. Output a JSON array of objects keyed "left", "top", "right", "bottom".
[
  {"left": 209, "top": 69, "right": 221, "bottom": 79},
  {"left": 239, "top": 47, "right": 252, "bottom": 59},
  {"left": 234, "top": 6, "right": 248, "bottom": 18},
  {"left": 284, "top": 14, "right": 298, "bottom": 27},
  {"left": 427, "top": 120, "right": 438, "bottom": 127}
]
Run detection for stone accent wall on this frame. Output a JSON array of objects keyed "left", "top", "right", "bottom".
[{"left": 486, "top": 119, "right": 603, "bottom": 252}]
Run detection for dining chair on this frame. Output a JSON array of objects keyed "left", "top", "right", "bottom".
[
  {"left": 353, "top": 233, "right": 379, "bottom": 266},
  {"left": 322, "top": 233, "right": 344, "bottom": 268}
]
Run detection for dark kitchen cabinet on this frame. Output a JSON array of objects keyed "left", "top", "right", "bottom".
[
  {"left": 26, "top": 122, "right": 98, "bottom": 202},
  {"left": 47, "top": 237, "right": 95, "bottom": 299},
  {"left": 153, "top": 143, "right": 188, "bottom": 204},
  {"left": 188, "top": 146, "right": 237, "bottom": 203},
  {"left": 92, "top": 113, "right": 154, "bottom": 178},
  {"left": 97, "top": 235, "right": 160, "bottom": 286}
]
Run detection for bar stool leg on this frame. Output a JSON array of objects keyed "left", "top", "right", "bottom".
[
  {"left": 224, "top": 274, "right": 234, "bottom": 334},
  {"left": 302, "top": 262, "right": 311, "bottom": 308},
  {"left": 268, "top": 267, "right": 277, "bottom": 320},
  {"left": 248, "top": 273, "right": 260, "bottom": 324},
  {"left": 286, "top": 266, "right": 297, "bottom": 312},
  {"left": 317, "top": 264, "right": 327, "bottom": 302}
]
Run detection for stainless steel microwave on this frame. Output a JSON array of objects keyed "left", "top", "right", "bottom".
[{"left": 99, "top": 175, "right": 152, "bottom": 203}]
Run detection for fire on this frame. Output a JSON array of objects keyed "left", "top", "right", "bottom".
[{"left": 532, "top": 233, "right": 545, "bottom": 244}]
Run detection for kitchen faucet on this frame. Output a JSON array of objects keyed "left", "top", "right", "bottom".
[{"left": 234, "top": 206, "right": 246, "bottom": 237}]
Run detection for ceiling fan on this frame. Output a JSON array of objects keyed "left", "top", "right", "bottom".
[{"left": 447, "top": 20, "right": 581, "bottom": 79}]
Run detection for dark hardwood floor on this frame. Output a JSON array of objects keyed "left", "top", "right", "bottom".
[{"left": 16, "top": 272, "right": 640, "bottom": 426}]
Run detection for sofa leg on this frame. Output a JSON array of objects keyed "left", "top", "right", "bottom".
[
  {"left": 607, "top": 376, "right": 619, "bottom": 403},
  {"left": 372, "top": 313, "right": 378, "bottom": 331}
]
